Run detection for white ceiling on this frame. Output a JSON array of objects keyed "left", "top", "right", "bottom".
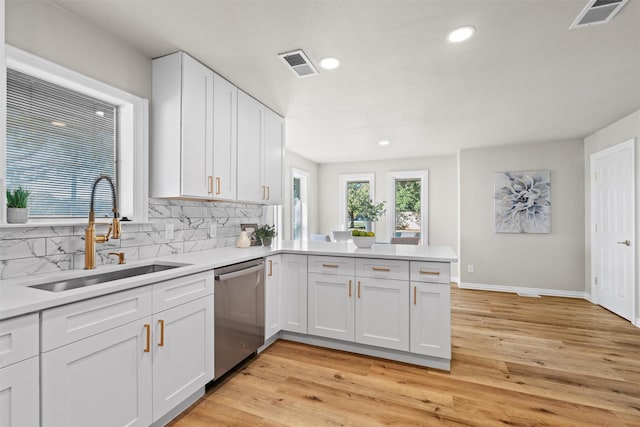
[{"left": 51, "top": 0, "right": 640, "bottom": 164}]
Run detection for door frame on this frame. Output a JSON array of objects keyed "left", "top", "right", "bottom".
[
  {"left": 590, "top": 138, "right": 636, "bottom": 325},
  {"left": 291, "top": 167, "right": 309, "bottom": 241}
]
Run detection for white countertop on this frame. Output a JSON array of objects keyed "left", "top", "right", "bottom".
[{"left": 0, "top": 241, "right": 457, "bottom": 320}]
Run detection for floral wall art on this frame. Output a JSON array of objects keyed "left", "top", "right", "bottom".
[{"left": 494, "top": 170, "right": 550, "bottom": 234}]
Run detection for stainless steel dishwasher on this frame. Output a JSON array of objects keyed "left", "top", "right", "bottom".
[{"left": 214, "top": 258, "right": 265, "bottom": 379}]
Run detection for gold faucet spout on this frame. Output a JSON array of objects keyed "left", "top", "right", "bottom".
[{"left": 85, "top": 175, "right": 121, "bottom": 269}]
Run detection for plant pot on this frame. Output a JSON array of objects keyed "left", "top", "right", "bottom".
[
  {"left": 363, "top": 220, "right": 372, "bottom": 232},
  {"left": 7, "top": 207, "right": 28, "bottom": 224},
  {"left": 261, "top": 237, "right": 273, "bottom": 246}
]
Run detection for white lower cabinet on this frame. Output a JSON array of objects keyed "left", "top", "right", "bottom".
[
  {"left": 355, "top": 277, "right": 409, "bottom": 351},
  {"left": 410, "top": 278, "right": 451, "bottom": 359},
  {"left": 41, "top": 271, "right": 214, "bottom": 427},
  {"left": 280, "top": 254, "right": 308, "bottom": 334},
  {"left": 308, "top": 272, "right": 354, "bottom": 341},
  {"left": 265, "top": 255, "right": 282, "bottom": 341}
]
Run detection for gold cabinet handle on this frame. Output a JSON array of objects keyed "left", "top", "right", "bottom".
[
  {"left": 348, "top": 280, "right": 352, "bottom": 298},
  {"left": 158, "top": 319, "right": 165, "bottom": 347},
  {"left": 266, "top": 186, "right": 270, "bottom": 200},
  {"left": 268, "top": 259, "right": 273, "bottom": 276},
  {"left": 322, "top": 263, "right": 339, "bottom": 268},
  {"left": 208, "top": 176, "right": 213, "bottom": 194},
  {"left": 144, "top": 324, "right": 151, "bottom": 353},
  {"left": 357, "top": 281, "right": 361, "bottom": 298},
  {"left": 372, "top": 267, "right": 391, "bottom": 272},
  {"left": 262, "top": 185, "right": 267, "bottom": 200},
  {"left": 420, "top": 270, "right": 440, "bottom": 276},
  {"left": 216, "top": 177, "right": 221, "bottom": 195},
  {"left": 413, "top": 286, "right": 417, "bottom": 305}
]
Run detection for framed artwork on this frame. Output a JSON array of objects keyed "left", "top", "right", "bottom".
[
  {"left": 240, "top": 223, "right": 260, "bottom": 246},
  {"left": 494, "top": 170, "right": 550, "bottom": 234}
]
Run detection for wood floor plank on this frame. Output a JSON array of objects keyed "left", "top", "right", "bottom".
[{"left": 169, "top": 285, "right": 640, "bottom": 426}]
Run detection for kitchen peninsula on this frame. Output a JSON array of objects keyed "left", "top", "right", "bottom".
[{"left": 0, "top": 241, "right": 456, "bottom": 426}]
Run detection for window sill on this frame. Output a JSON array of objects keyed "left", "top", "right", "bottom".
[{"left": 0, "top": 220, "right": 152, "bottom": 229}]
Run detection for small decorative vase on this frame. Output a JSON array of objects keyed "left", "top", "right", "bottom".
[
  {"left": 364, "top": 220, "right": 372, "bottom": 232},
  {"left": 237, "top": 231, "right": 251, "bottom": 248},
  {"left": 261, "top": 237, "right": 273, "bottom": 246},
  {"left": 7, "top": 207, "right": 28, "bottom": 224}
]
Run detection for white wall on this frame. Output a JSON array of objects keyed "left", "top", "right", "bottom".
[
  {"left": 5, "top": 0, "right": 151, "bottom": 98},
  {"left": 584, "top": 109, "right": 640, "bottom": 324},
  {"left": 459, "top": 139, "right": 585, "bottom": 294},
  {"left": 317, "top": 154, "right": 459, "bottom": 276},
  {"left": 283, "top": 150, "right": 319, "bottom": 240}
]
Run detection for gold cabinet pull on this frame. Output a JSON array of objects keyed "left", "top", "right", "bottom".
[
  {"left": 144, "top": 324, "right": 151, "bottom": 353},
  {"left": 420, "top": 269, "right": 440, "bottom": 276},
  {"left": 208, "top": 176, "right": 213, "bottom": 194},
  {"left": 372, "top": 267, "right": 391, "bottom": 272},
  {"left": 413, "top": 286, "right": 417, "bottom": 305},
  {"left": 357, "top": 281, "right": 361, "bottom": 298},
  {"left": 262, "top": 185, "right": 267, "bottom": 200},
  {"left": 348, "top": 280, "right": 352, "bottom": 298},
  {"left": 322, "top": 263, "right": 339, "bottom": 268},
  {"left": 215, "top": 177, "right": 221, "bottom": 195},
  {"left": 158, "top": 319, "right": 165, "bottom": 347},
  {"left": 266, "top": 186, "right": 270, "bottom": 200},
  {"left": 268, "top": 259, "right": 273, "bottom": 276}
]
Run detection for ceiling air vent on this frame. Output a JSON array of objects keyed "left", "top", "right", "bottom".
[
  {"left": 569, "top": 0, "right": 629, "bottom": 29},
  {"left": 278, "top": 49, "right": 318, "bottom": 78}
]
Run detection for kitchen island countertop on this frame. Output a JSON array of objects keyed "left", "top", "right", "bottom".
[{"left": 0, "top": 241, "right": 456, "bottom": 320}]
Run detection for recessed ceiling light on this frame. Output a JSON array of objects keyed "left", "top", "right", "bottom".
[
  {"left": 51, "top": 121, "right": 66, "bottom": 127},
  {"left": 319, "top": 57, "right": 340, "bottom": 70},
  {"left": 447, "top": 26, "right": 475, "bottom": 43},
  {"left": 379, "top": 140, "right": 390, "bottom": 146}
]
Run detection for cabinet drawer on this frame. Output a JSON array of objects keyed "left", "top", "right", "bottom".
[
  {"left": 152, "top": 270, "right": 214, "bottom": 312},
  {"left": 410, "top": 261, "right": 450, "bottom": 284},
  {"left": 42, "top": 286, "right": 152, "bottom": 352},
  {"left": 0, "top": 313, "right": 39, "bottom": 368},
  {"left": 356, "top": 258, "right": 409, "bottom": 281},
  {"left": 308, "top": 256, "right": 355, "bottom": 276}
]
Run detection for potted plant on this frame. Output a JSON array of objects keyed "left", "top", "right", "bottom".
[
  {"left": 361, "top": 199, "right": 386, "bottom": 231},
  {"left": 254, "top": 224, "right": 277, "bottom": 246},
  {"left": 6, "top": 186, "right": 30, "bottom": 224}
]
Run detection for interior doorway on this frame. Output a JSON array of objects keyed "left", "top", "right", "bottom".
[{"left": 590, "top": 139, "right": 636, "bottom": 323}]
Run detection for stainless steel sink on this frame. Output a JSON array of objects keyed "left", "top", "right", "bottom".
[{"left": 29, "top": 263, "right": 185, "bottom": 292}]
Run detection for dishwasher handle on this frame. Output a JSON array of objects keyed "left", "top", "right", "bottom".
[{"left": 215, "top": 263, "right": 264, "bottom": 281}]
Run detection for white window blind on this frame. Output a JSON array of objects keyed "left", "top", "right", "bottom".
[{"left": 6, "top": 68, "right": 118, "bottom": 218}]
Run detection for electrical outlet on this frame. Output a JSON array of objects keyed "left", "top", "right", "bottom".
[
  {"left": 209, "top": 223, "right": 217, "bottom": 238},
  {"left": 467, "top": 264, "right": 474, "bottom": 273},
  {"left": 165, "top": 223, "right": 174, "bottom": 240}
]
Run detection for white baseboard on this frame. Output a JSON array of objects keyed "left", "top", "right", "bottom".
[
  {"left": 451, "top": 276, "right": 460, "bottom": 284},
  {"left": 458, "top": 281, "right": 588, "bottom": 299},
  {"left": 635, "top": 318, "right": 640, "bottom": 328}
]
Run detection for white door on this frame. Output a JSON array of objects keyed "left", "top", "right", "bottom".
[
  {"left": 265, "top": 255, "right": 282, "bottom": 340},
  {"left": 355, "top": 277, "right": 409, "bottom": 351},
  {"left": 237, "top": 90, "right": 263, "bottom": 203},
  {"left": 0, "top": 357, "right": 39, "bottom": 427},
  {"left": 153, "top": 297, "right": 214, "bottom": 422},
  {"left": 308, "top": 273, "right": 355, "bottom": 341},
  {"left": 410, "top": 282, "right": 451, "bottom": 358},
  {"left": 281, "top": 254, "right": 308, "bottom": 334},
  {"left": 591, "top": 139, "right": 635, "bottom": 322},
  {"left": 181, "top": 53, "right": 214, "bottom": 198},
  {"left": 41, "top": 320, "right": 153, "bottom": 427},
  {"left": 212, "top": 73, "right": 237, "bottom": 200},
  {"left": 263, "top": 108, "right": 284, "bottom": 204}
]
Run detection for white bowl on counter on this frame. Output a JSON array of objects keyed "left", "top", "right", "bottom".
[{"left": 352, "top": 236, "right": 375, "bottom": 248}]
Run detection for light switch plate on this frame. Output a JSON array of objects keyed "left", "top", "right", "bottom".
[{"left": 165, "top": 223, "right": 174, "bottom": 240}]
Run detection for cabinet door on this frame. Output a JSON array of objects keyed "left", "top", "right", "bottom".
[
  {"left": 263, "top": 108, "right": 284, "bottom": 204},
  {"left": 237, "top": 90, "right": 263, "bottom": 203},
  {"left": 212, "top": 73, "right": 238, "bottom": 200},
  {"left": 181, "top": 53, "right": 214, "bottom": 198},
  {"left": 42, "top": 320, "right": 153, "bottom": 427},
  {"left": 308, "top": 273, "right": 354, "bottom": 341},
  {"left": 281, "top": 254, "right": 308, "bottom": 334},
  {"left": 265, "top": 255, "right": 282, "bottom": 340},
  {"left": 0, "top": 357, "right": 39, "bottom": 427},
  {"left": 410, "top": 282, "right": 451, "bottom": 358},
  {"left": 152, "top": 296, "right": 214, "bottom": 422},
  {"left": 355, "top": 277, "right": 409, "bottom": 351}
]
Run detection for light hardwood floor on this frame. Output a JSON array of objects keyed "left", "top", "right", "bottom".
[{"left": 170, "top": 286, "right": 640, "bottom": 426}]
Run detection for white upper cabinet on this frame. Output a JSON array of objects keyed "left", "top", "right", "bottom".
[
  {"left": 237, "top": 90, "right": 284, "bottom": 204},
  {"left": 151, "top": 51, "right": 283, "bottom": 204},
  {"left": 212, "top": 73, "right": 238, "bottom": 200}
]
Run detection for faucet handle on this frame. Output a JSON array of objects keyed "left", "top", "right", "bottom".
[
  {"left": 112, "top": 217, "right": 121, "bottom": 239},
  {"left": 109, "top": 252, "right": 126, "bottom": 265}
]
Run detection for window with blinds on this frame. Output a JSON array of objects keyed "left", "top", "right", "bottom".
[{"left": 6, "top": 68, "right": 118, "bottom": 218}]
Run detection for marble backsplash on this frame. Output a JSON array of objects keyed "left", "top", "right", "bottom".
[{"left": 0, "top": 198, "right": 263, "bottom": 280}]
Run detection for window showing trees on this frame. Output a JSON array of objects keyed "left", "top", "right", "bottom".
[
  {"left": 389, "top": 171, "right": 428, "bottom": 244},
  {"left": 339, "top": 173, "right": 375, "bottom": 231}
]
